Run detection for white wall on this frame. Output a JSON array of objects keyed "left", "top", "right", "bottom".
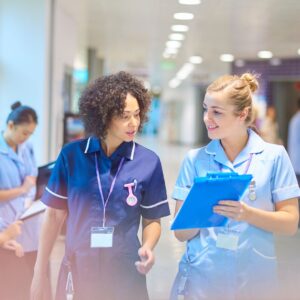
[{"left": 0, "top": 0, "right": 51, "bottom": 165}]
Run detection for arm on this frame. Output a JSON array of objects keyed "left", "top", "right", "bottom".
[
  {"left": 135, "top": 218, "right": 161, "bottom": 274},
  {"left": 31, "top": 207, "right": 67, "bottom": 300},
  {"left": 173, "top": 200, "right": 200, "bottom": 242},
  {"left": 0, "top": 176, "right": 36, "bottom": 202},
  {"left": 214, "top": 198, "right": 299, "bottom": 235}
]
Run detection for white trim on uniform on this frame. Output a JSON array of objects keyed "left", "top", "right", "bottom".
[
  {"left": 45, "top": 187, "right": 68, "bottom": 199},
  {"left": 84, "top": 137, "right": 92, "bottom": 154},
  {"left": 140, "top": 199, "right": 168, "bottom": 209},
  {"left": 130, "top": 142, "right": 136, "bottom": 160}
]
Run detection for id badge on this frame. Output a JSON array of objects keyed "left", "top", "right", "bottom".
[
  {"left": 216, "top": 233, "right": 239, "bottom": 251},
  {"left": 90, "top": 227, "right": 114, "bottom": 248}
]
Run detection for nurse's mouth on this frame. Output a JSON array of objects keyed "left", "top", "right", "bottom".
[
  {"left": 126, "top": 131, "right": 136, "bottom": 138},
  {"left": 207, "top": 125, "right": 218, "bottom": 131}
]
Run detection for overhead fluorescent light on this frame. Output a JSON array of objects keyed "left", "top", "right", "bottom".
[
  {"left": 257, "top": 50, "right": 273, "bottom": 59},
  {"left": 220, "top": 54, "right": 234, "bottom": 62},
  {"left": 169, "top": 33, "right": 185, "bottom": 41},
  {"left": 164, "top": 48, "right": 178, "bottom": 54},
  {"left": 176, "top": 63, "right": 195, "bottom": 80},
  {"left": 166, "top": 40, "right": 182, "bottom": 48},
  {"left": 179, "top": 0, "right": 201, "bottom": 4},
  {"left": 189, "top": 56, "right": 203, "bottom": 64},
  {"left": 171, "top": 25, "right": 189, "bottom": 32},
  {"left": 174, "top": 13, "right": 194, "bottom": 20},
  {"left": 169, "top": 78, "right": 181, "bottom": 88}
]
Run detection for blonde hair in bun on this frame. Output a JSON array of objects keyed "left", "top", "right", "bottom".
[
  {"left": 240, "top": 72, "right": 259, "bottom": 93},
  {"left": 206, "top": 72, "right": 259, "bottom": 125}
]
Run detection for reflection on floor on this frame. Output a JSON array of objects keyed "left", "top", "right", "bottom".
[{"left": 49, "top": 136, "right": 300, "bottom": 300}]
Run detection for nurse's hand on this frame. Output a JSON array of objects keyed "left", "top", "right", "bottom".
[
  {"left": 4, "top": 220, "right": 23, "bottom": 240},
  {"left": 2, "top": 239, "right": 24, "bottom": 257},
  {"left": 135, "top": 246, "right": 155, "bottom": 275},
  {"left": 22, "top": 176, "right": 36, "bottom": 194},
  {"left": 213, "top": 200, "right": 250, "bottom": 221}
]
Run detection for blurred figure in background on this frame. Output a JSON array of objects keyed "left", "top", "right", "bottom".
[
  {"left": 288, "top": 98, "right": 300, "bottom": 225},
  {"left": 260, "top": 105, "right": 282, "bottom": 144},
  {"left": 0, "top": 102, "right": 40, "bottom": 300}
]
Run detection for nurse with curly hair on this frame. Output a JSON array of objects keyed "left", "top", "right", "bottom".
[{"left": 31, "top": 71, "right": 170, "bottom": 300}]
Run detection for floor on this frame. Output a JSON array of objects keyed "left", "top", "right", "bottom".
[{"left": 49, "top": 136, "right": 300, "bottom": 300}]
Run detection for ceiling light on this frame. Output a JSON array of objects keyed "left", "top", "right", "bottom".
[
  {"left": 166, "top": 40, "right": 182, "bottom": 48},
  {"left": 297, "top": 49, "right": 300, "bottom": 55},
  {"left": 235, "top": 59, "right": 245, "bottom": 67},
  {"left": 169, "top": 78, "right": 181, "bottom": 88},
  {"left": 171, "top": 25, "right": 189, "bottom": 32},
  {"left": 164, "top": 48, "right": 178, "bottom": 54},
  {"left": 257, "top": 50, "right": 273, "bottom": 59},
  {"left": 169, "top": 33, "right": 185, "bottom": 41},
  {"left": 270, "top": 58, "right": 281, "bottom": 66},
  {"left": 174, "top": 13, "right": 194, "bottom": 20},
  {"left": 176, "top": 63, "right": 195, "bottom": 80},
  {"left": 220, "top": 54, "right": 234, "bottom": 62},
  {"left": 179, "top": 0, "right": 201, "bottom": 4},
  {"left": 189, "top": 56, "right": 203, "bottom": 64}
]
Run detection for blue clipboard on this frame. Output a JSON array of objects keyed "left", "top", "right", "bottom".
[{"left": 171, "top": 172, "right": 253, "bottom": 230}]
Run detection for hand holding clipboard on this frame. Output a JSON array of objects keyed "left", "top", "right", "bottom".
[{"left": 171, "top": 172, "right": 253, "bottom": 230}]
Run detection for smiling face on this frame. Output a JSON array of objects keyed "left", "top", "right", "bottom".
[
  {"left": 203, "top": 91, "right": 248, "bottom": 140},
  {"left": 106, "top": 93, "right": 140, "bottom": 147}
]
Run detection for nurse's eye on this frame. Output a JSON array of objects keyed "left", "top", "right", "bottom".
[
  {"left": 213, "top": 110, "right": 222, "bottom": 115},
  {"left": 121, "top": 114, "right": 130, "bottom": 120},
  {"left": 134, "top": 113, "right": 140, "bottom": 118}
]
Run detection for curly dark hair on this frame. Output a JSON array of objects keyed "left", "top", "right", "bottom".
[{"left": 79, "top": 71, "right": 151, "bottom": 139}]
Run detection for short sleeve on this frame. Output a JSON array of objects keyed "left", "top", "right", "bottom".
[
  {"left": 271, "top": 146, "right": 300, "bottom": 202},
  {"left": 41, "top": 150, "right": 68, "bottom": 210},
  {"left": 140, "top": 157, "right": 169, "bottom": 219},
  {"left": 172, "top": 150, "right": 196, "bottom": 201}
]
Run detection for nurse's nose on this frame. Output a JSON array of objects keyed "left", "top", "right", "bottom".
[{"left": 129, "top": 115, "right": 138, "bottom": 127}]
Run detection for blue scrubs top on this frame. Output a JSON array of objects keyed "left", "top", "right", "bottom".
[
  {"left": 0, "top": 132, "right": 39, "bottom": 252},
  {"left": 170, "top": 129, "right": 300, "bottom": 300},
  {"left": 42, "top": 137, "right": 170, "bottom": 300}
]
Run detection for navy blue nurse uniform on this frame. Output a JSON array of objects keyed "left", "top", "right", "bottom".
[{"left": 42, "top": 137, "right": 170, "bottom": 300}]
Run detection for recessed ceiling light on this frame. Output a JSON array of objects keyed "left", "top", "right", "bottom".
[
  {"left": 189, "top": 56, "right": 203, "bottom": 64},
  {"left": 270, "top": 58, "right": 281, "bottom": 66},
  {"left": 171, "top": 25, "right": 189, "bottom": 32},
  {"left": 297, "top": 48, "right": 300, "bottom": 55},
  {"left": 169, "top": 33, "right": 185, "bottom": 41},
  {"left": 235, "top": 59, "right": 245, "bottom": 67},
  {"left": 164, "top": 48, "right": 178, "bottom": 54},
  {"left": 257, "top": 50, "right": 273, "bottom": 59},
  {"left": 179, "top": 0, "right": 201, "bottom": 4},
  {"left": 169, "top": 78, "right": 181, "bottom": 88},
  {"left": 220, "top": 54, "right": 234, "bottom": 62},
  {"left": 174, "top": 13, "right": 194, "bottom": 20},
  {"left": 166, "top": 40, "right": 182, "bottom": 48}
]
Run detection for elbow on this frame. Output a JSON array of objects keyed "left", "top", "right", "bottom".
[
  {"left": 283, "top": 217, "right": 299, "bottom": 236},
  {"left": 174, "top": 231, "right": 188, "bottom": 242}
]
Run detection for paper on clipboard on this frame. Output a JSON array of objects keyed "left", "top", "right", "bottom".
[
  {"left": 171, "top": 172, "right": 253, "bottom": 230},
  {"left": 20, "top": 200, "right": 47, "bottom": 221}
]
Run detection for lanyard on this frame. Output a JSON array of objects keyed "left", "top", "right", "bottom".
[
  {"left": 218, "top": 153, "right": 253, "bottom": 174},
  {"left": 95, "top": 153, "right": 124, "bottom": 227}
]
